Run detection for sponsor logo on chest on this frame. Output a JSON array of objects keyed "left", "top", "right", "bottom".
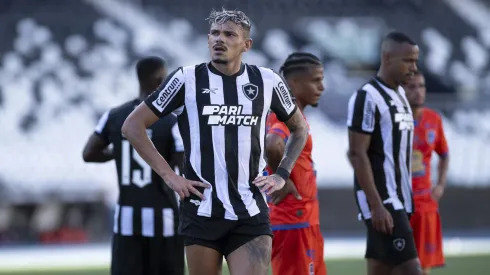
[
  {"left": 202, "top": 105, "right": 259, "bottom": 126},
  {"left": 394, "top": 112, "right": 414, "bottom": 131}
]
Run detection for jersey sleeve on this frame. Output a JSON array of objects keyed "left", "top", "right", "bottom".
[
  {"left": 346, "top": 90, "right": 376, "bottom": 134},
  {"left": 270, "top": 72, "right": 297, "bottom": 122},
  {"left": 144, "top": 67, "right": 185, "bottom": 118},
  {"left": 268, "top": 122, "right": 290, "bottom": 143},
  {"left": 94, "top": 110, "right": 111, "bottom": 143},
  {"left": 435, "top": 114, "right": 449, "bottom": 157},
  {"left": 171, "top": 121, "right": 184, "bottom": 153}
]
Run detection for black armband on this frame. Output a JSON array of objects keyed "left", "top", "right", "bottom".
[{"left": 275, "top": 167, "right": 290, "bottom": 182}]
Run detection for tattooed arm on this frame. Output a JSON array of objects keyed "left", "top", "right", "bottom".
[
  {"left": 277, "top": 109, "right": 308, "bottom": 173},
  {"left": 254, "top": 109, "right": 308, "bottom": 194},
  {"left": 264, "top": 120, "right": 303, "bottom": 204}
]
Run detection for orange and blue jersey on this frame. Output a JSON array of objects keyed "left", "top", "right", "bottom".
[
  {"left": 412, "top": 108, "right": 448, "bottom": 212},
  {"left": 264, "top": 112, "right": 320, "bottom": 229}
]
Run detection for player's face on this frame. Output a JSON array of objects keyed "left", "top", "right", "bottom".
[
  {"left": 404, "top": 74, "right": 426, "bottom": 107},
  {"left": 389, "top": 43, "right": 419, "bottom": 84},
  {"left": 293, "top": 66, "right": 325, "bottom": 107},
  {"left": 208, "top": 22, "right": 252, "bottom": 64}
]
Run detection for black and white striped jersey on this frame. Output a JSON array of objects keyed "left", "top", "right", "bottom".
[
  {"left": 145, "top": 62, "right": 297, "bottom": 220},
  {"left": 347, "top": 77, "right": 414, "bottom": 220},
  {"left": 95, "top": 98, "right": 184, "bottom": 237}
]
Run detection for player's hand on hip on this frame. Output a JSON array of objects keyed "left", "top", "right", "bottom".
[
  {"left": 165, "top": 174, "right": 209, "bottom": 201},
  {"left": 370, "top": 204, "right": 394, "bottom": 235},
  {"left": 253, "top": 174, "right": 286, "bottom": 195},
  {"left": 270, "top": 180, "right": 302, "bottom": 205},
  {"left": 431, "top": 185, "right": 444, "bottom": 202}
]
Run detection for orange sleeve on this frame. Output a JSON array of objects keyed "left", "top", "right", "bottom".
[
  {"left": 435, "top": 113, "right": 449, "bottom": 157},
  {"left": 266, "top": 112, "right": 290, "bottom": 142},
  {"left": 268, "top": 122, "right": 290, "bottom": 143}
]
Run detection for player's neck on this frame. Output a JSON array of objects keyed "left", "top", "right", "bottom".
[
  {"left": 211, "top": 59, "right": 243, "bottom": 76},
  {"left": 376, "top": 70, "right": 399, "bottom": 90},
  {"left": 296, "top": 101, "right": 305, "bottom": 113},
  {"left": 412, "top": 106, "right": 424, "bottom": 120}
]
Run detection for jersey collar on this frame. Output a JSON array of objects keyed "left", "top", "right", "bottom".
[
  {"left": 207, "top": 62, "right": 245, "bottom": 78},
  {"left": 374, "top": 76, "right": 399, "bottom": 92}
]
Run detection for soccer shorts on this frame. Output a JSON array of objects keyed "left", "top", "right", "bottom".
[
  {"left": 179, "top": 209, "right": 273, "bottom": 258},
  {"left": 111, "top": 234, "right": 184, "bottom": 275},
  {"left": 364, "top": 208, "right": 418, "bottom": 266},
  {"left": 410, "top": 210, "right": 445, "bottom": 268},
  {"left": 271, "top": 224, "right": 327, "bottom": 275}
]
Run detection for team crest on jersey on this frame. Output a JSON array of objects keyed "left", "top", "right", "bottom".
[
  {"left": 393, "top": 238, "right": 406, "bottom": 251},
  {"left": 427, "top": 129, "right": 436, "bottom": 144},
  {"left": 242, "top": 83, "right": 258, "bottom": 101}
]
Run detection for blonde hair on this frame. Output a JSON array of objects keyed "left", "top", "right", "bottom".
[{"left": 206, "top": 7, "right": 251, "bottom": 33}]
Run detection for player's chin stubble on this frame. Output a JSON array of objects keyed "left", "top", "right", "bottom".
[{"left": 212, "top": 58, "right": 228, "bottom": 64}]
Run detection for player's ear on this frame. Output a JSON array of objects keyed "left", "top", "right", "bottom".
[
  {"left": 243, "top": 38, "right": 253, "bottom": 53},
  {"left": 382, "top": 51, "right": 391, "bottom": 65},
  {"left": 287, "top": 77, "right": 298, "bottom": 91}
]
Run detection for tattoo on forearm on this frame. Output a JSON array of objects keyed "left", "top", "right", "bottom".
[{"left": 278, "top": 113, "right": 308, "bottom": 173}]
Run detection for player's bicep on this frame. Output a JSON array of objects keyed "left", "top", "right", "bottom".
[
  {"left": 348, "top": 130, "right": 372, "bottom": 157},
  {"left": 435, "top": 117, "right": 449, "bottom": 157},
  {"left": 144, "top": 67, "right": 185, "bottom": 118},
  {"left": 84, "top": 110, "right": 112, "bottom": 161},
  {"left": 347, "top": 90, "right": 376, "bottom": 134},
  {"left": 270, "top": 72, "right": 297, "bottom": 122},
  {"left": 127, "top": 102, "right": 161, "bottom": 129},
  {"left": 82, "top": 133, "right": 111, "bottom": 162},
  {"left": 284, "top": 108, "right": 307, "bottom": 133},
  {"left": 265, "top": 133, "right": 286, "bottom": 171}
]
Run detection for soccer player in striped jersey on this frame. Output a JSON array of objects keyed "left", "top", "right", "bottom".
[
  {"left": 404, "top": 71, "right": 449, "bottom": 275},
  {"left": 82, "top": 57, "right": 185, "bottom": 275},
  {"left": 121, "top": 8, "right": 309, "bottom": 275},
  {"left": 347, "top": 32, "right": 422, "bottom": 275},
  {"left": 264, "top": 52, "right": 327, "bottom": 275}
]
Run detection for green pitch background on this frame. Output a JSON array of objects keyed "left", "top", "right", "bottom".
[{"left": 2, "top": 254, "right": 488, "bottom": 275}]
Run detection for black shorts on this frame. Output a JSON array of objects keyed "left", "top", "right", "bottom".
[
  {"left": 111, "top": 234, "right": 184, "bottom": 275},
  {"left": 179, "top": 210, "right": 273, "bottom": 258},
  {"left": 364, "top": 207, "right": 418, "bottom": 266}
]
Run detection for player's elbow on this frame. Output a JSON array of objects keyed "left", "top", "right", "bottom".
[
  {"left": 347, "top": 148, "right": 369, "bottom": 167},
  {"left": 291, "top": 121, "right": 309, "bottom": 141},
  {"left": 82, "top": 148, "right": 95, "bottom": 163},
  {"left": 121, "top": 115, "right": 138, "bottom": 140},
  {"left": 347, "top": 148, "right": 362, "bottom": 162}
]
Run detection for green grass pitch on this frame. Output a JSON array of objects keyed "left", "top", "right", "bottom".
[{"left": 2, "top": 254, "right": 489, "bottom": 275}]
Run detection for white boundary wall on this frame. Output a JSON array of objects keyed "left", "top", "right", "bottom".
[{"left": 0, "top": 237, "right": 489, "bottom": 271}]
